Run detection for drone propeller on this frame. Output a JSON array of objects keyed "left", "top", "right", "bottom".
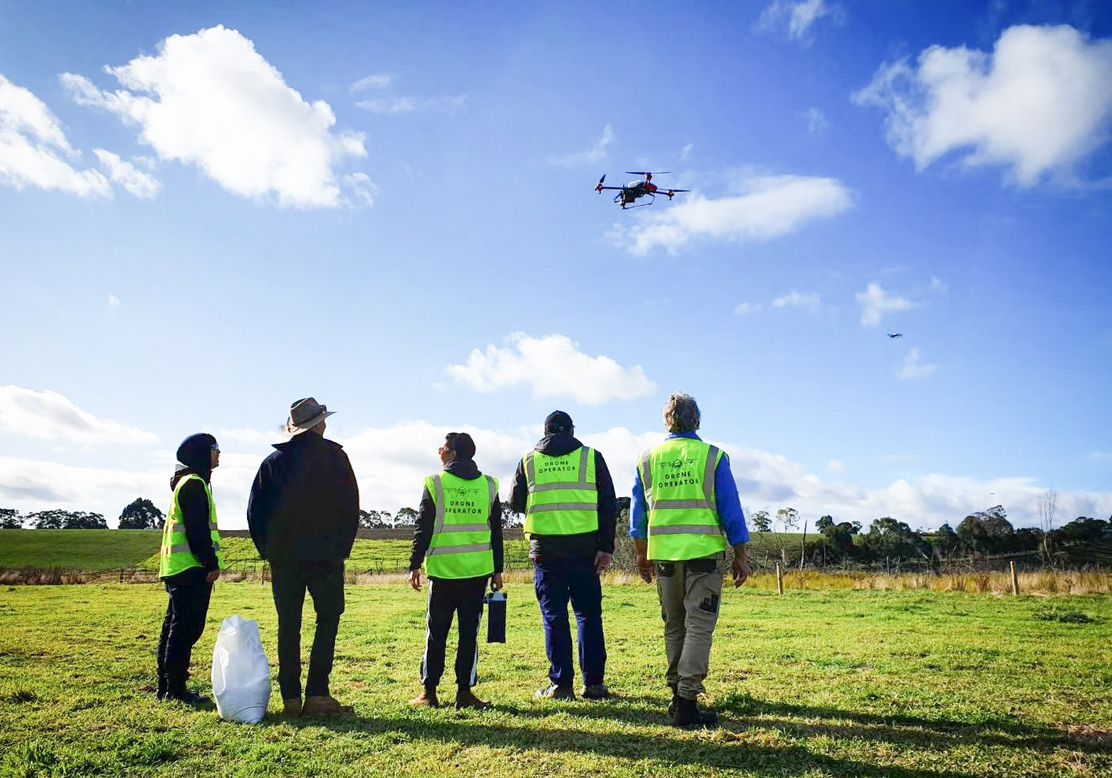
[
  {"left": 596, "top": 174, "right": 606, "bottom": 193},
  {"left": 625, "top": 171, "right": 670, "bottom": 175}
]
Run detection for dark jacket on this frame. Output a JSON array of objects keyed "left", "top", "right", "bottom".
[
  {"left": 247, "top": 433, "right": 360, "bottom": 566},
  {"left": 510, "top": 433, "right": 618, "bottom": 561},
  {"left": 409, "top": 458, "right": 505, "bottom": 577},
  {"left": 164, "top": 466, "right": 219, "bottom": 579}
]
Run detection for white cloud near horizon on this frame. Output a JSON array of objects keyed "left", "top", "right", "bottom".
[
  {"left": 853, "top": 24, "right": 1112, "bottom": 186},
  {"left": 771, "top": 290, "right": 821, "bottom": 313},
  {"left": 756, "top": 0, "right": 839, "bottom": 43},
  {"left": 0, "top": 73, "right": 111, "bottom": 198},
  {"left": 0, "top": 386, "right": 157, "bottom": 446},
  {"left": 856, "top": 282, "right": 916, "bottom": 327},
  {"left": 446, "top": 333, "right": 656, "bottom": 406},
  {"left": 550, "top": 124, "right": 614, "bottom": 167},
  {"left": 614, "top": 174, "right": 853, "bottom": 255},
  {"left": 93, "top": 149, "right": 160, "bottom": 199},
  {"left": 61, "top": 25, "right": 369, "bottom": 208},
  {"left": 350, "top": 73, "right": 394, "bottom": 92},
  {"left": 898, "top": 348, "right": 938, "bottom": 380}
]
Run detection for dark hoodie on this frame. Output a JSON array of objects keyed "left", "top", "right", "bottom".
[
  {"left": 509, "top": 433, "right": 618, "bottom": 561},
  {"left": 165, "top": 434, "right": 219, "bottom": 578},
  {"left": 409, "top": 458, "right": 505, "bottom": 577}
]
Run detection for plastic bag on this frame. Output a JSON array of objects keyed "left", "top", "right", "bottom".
[{"left": 211, "top": 615, "right": 271, "bottom": 723}]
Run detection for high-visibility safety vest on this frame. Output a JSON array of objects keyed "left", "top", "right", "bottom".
[
  {"left": 159, "top": 474, "right": 227, "bottom": 578},
  {"left": 424, "top": 472, "right": 497, "bottom": 579},
  {"left": 638, "top": 437, "right": 727, "bottom": 561},
  {"left": 523, "top": 447, "right": 599, "bottom": 536}
]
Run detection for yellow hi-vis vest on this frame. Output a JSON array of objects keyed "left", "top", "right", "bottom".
[
  {"left": 639, "top": 437, "right": 727, "bottom": 561},
  {"left": 424, "top": 472, "right": 497, "bottom": 579},
  {"left": 523, "top": 447, "right": 599, "bottom": 536},
  {"left": 159, "top": 474, "right": 227, "bottom": 578}
]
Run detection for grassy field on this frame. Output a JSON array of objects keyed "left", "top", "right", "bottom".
[{"left": 0, "top": 583, "right": 1109, "bottom": 777}]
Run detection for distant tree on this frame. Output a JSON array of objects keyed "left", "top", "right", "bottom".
[
  {"left": 750, "top": 510, "right": 772, "bottom": 533},
  {"left": 118, "top": 498, "right": 164, "bottom": 529},
  {"left": 359, "top": 509, "right": 388, "bottom": 529},
  {"left": 1053, "top": 517, "right": 1109, "bottom": 545},
  {"left": 30, "top": 510, "right": 107, "bottom": 529},
  {"left": 1037, "top": 489, "right": 1058, "bottom": 562},
  {"left": 0, "top": 508, "right": 22, "bottom": 529},
  {"left": 863, "top": 517, "right": 929, "bottom": 562},
  {"left": 501, "top": 502, "right": 524, "bottom": 529},
  {"left": 394, "top": 507, "right": 418, "bottom": 528},
  {"left": 816, "top": 515, "right": 835, "bottom": 534},
  {"left": 30, "top": 510, "right": 68, "bottom": 529},
  {"left": 931, "top": 522, "right": 961, "bottom": 558},
  {"left": 775, "top": 507, "right": 799, "bottom": 533}
]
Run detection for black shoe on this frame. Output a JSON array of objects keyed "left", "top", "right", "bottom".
[
  {"left": 535, "top": 683, "right": 575, "bottom": 701},
  {"left": 164, "top": 689, "right": 209, "bottom": 706},
  {"left": 667, "top": 684, "right": 678, "bottom": 716},
  {"left": 156, "top": 675, "right": 168, "bottom": 701},
  {"left": 672, "top": 696, "right": 719, "bottom": 729},
  {"left": 581, "top": 683, "right": 611, "bottom": 700}
]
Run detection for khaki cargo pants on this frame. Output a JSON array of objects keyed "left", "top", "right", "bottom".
[{"left": 655, "top": 552, "right": 725, "bottom": 700}]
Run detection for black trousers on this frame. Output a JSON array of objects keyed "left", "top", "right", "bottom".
[
  {"left": 421, "top": 576, "right": 488, "bottom": 689},
  {"left": 157, "top": 568, "right": 213, "bottom": 693},
  {"left": 271, "top": 561, "right": 346, "bottom": 701}
]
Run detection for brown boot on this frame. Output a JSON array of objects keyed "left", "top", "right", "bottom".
[
  {"left": 455, "top": 687, "right": 491, "bottom": 710},
  {"left": 410, "top": 687, "right": 440, "bottom": 708},
  {"left": 282, "top": 698, "right": 303, "bottom": 717},
  {"left": 301, "top": 695, "right": 354, "bottom": 716}
]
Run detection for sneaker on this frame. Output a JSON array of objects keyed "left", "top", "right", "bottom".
[
  {"left": 535, "top": 683, "right": 575, "bottom": 701},
  {"left": 671, "top": 696, "right": 719, "bottom": 729},
  {"left": 454, "top": 688, "right": 492, "bottom": 710},
  {"left": 282, "top": 698, "right": 303, "bottom": 717},
  {"left": 581, "top": 683, "right": 611, "bottom": 700},
  {"left": 410, "top": 688, "right": 440, "bottom": 708},
  {"left": 301, "top": 695, "right": 355, "bottom": 717}
]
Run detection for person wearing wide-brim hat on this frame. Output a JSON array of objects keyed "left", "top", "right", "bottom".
[
  {"left": 157, "top": 433, "right": 228, "bottom": 704},
  {"left": 248, "top": 397, "right": 360, "bottom": 718}
]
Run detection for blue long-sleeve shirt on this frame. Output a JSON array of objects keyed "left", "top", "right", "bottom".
[{"left": 630, "top": 432, "right": 749, "bottom": 546}]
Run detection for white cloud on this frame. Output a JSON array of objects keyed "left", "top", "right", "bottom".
[
  {"left": 0, "top": 385, "right": 157, "bottom": 445},
  {"left": 549, "top": 124, "right": 614, "bottom": 167},
  {"left": 61, "top": 25, "right": 368, "bottom": 208},
  {"left": 929, "top": 275, "right": 947, "bottom": 293},
  {"left": 355, "top": 94, "right": 467, "bottom": 115},
  {"left": 93, "top": 148, "right": 160, "bottom": 199},
  {"left": 803, "top": 107, "right": 830, "bottom": 134},
  {"left": 614, "top": 174, "right": 853, "bottom": 255},
  {"left": 757, "top": 0, "right": 838, "bottom": 43},
  {"left": 771, "top": 290, "right": 821, "bottom": 312},
  {"left": 446, "top": 333, "right": 656, "bottom": 406},
  {"left": 734, "top": 302, "right": 763, "bottom": 316},
  {"left": 827, "top": 459, "right": 846, "bottom": 474},
  {"left": 107, "top": 293, "right": 120, "bottom": 309},
  {"left": 856, "top": 282, "right": 916, "bottom": 327},
  {"left": 853, "top": 24, "right": 1112, "bottom": 186},
  {"left": 0, "top": 73, "right": 111, "bottom": 198},
  {"left": 350, "top": 73, "right": 394, "bottom": 92},
  {"left": 898, "top": 348, "right": 938, "bottom": 380}
]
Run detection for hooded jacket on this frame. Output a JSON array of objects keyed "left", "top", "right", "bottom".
[
  {"left": 247, "top": 433, "right": 360, "bottom": 566},
  {"left": 509, "top": 432, "right": 618, "bottom": 561},
  {"left": 164, "top": 433, "right": 220, "bottom": 578}
]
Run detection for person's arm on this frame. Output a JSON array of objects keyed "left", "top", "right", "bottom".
[
  {"left": 593, "top": 451, "right": 617, "bottom": 555},
  {"left": 631, "top": 467, "right": 653, "bottom": 582},
  {"left": 489, "top": 495, "right": 504, "bottom": 574},
  {"left": 409, "top": 484, "right": 435, "bottom": 572},
  {"left": 246, "top": 459, "right": 273, "bottom": 559},
  {"left": 338, "top": 451, "right": 360, "bottom": 559},
  {"left": 715, "top": 453, "right": 751, "bottom": 587},
  {"left": 509, "top": 458, "right": 528, "bottom": 514},
  {"left": 179, "top": 479, "right": 219, "bottom": 572}
]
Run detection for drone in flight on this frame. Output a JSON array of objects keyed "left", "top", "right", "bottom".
[
  {"left": 596, "top": 171, "right": 690, "bottom": 209},
  {"left": 887, "top": 333, "right": 903, "bottom": 339}
]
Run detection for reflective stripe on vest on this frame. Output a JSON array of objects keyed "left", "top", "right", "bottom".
[
  {"left": 159, "top": 474, "right": 227, "bottom": 578},
  {"left": 523, "top": 446, "right": 599, "bottom": 536},
  {"left": 639, "top": 438, "right": 727, "bottom": 561},
  {"left": 424, "top": 472, "right": 496, "bottom": 579}
]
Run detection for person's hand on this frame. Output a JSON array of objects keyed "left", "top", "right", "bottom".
[
  {"left": 409, "top": 569, "right": 422, "bottom": 591},
  {"left": 594, "top": 551, "right": 613, "bottom": 576},
  {"left": 491, "top": 572, "right": 504, "bottom": 591},
  {"left": 206, "top": 570, "right": 220, "bottom": 584},
  {"left": 636, "top": 553, "right": 654, "bottom": 584},
  {"left": 731, "top": 552, "right": 751, "bottom": 588}
]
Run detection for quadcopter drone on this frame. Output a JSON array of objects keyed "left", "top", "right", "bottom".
[{"left": 595, "top": 171, "right": 690, "bottom": 209}]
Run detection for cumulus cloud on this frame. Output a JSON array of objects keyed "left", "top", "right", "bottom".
[
  {"left": 0, "top": 73, "right": 111, "bottom": 198},
  {"left": 93, "top": 149, "right": 160, "bottom": 199},
  {"left": 827, "top": 459, "right": 846, "bottom": 473},
  {"left": 446, "top": 333, "right": 656, "bottom": 406},
  {"left": 757, "top": 0, "right": 839, "bottom": 43},
  {"left": 734, "top": 302, "right": 762, "bottom": 316},
  {"left": 0, "top": 385, "right": 157, "bottom": 445},
  {"left": 61, "top": 25, "right": 368, "bottom": 208},
  {"left": 898, "top": 348, "right": 938, "bottom": 380},
  {"left": 771, "top": 290, "right": 821, "bottom": 313},
  {"left": 803, "top": 107, "right": 830, "bottom": 134},
  {"left": 614, "top": 174, "right": 853, "bottom": 255},
  {"left": 853, "top": 24, "right": 1112, "bottom": 186},
  {"left": 856, "top": 282, "right": 916, "bottom": 327},
  {"left": 550, "top": 124, "right": 614, "bottom": 167}
]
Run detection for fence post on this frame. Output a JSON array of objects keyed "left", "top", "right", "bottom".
[
  {"left": 776, "top": 563, "right": 784, "bottom": 596},
  {"left": 1010, "top": 561, "right": 1020, "bottom": 596}
]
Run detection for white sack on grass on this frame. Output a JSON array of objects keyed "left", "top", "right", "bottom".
[{"left": 211, "top": 615, "right": 271, "bottom": 724}]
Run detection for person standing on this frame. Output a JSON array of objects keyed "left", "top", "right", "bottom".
[
  {"left": 157, "top": 433, "right": 227, "bottom": 704},
  {"left": 510, "top": 410, "right": 618, "bottom": 701},
  {"left": 407, "top": 432, "right": 504, "bottom": 710},
  {"left": 247, "top": 397, "right": 360, "bottom": 717},
  {"left": 631, "top": 393, "right": 751, "bottom": 728}
]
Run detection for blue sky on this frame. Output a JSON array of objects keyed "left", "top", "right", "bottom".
[{"left": 1, "top": 1, "right": 1110, "bottom": 530}]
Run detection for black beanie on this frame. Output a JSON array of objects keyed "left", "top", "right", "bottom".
[
  {"left": 544, "top": 410, "right": 574, "bottom": 435},
  {"left": 176, "top": 433, "right": 217, "bottom": 472}
]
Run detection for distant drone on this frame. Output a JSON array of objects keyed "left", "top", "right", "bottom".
[
  {"left": 887, "top": 333, "right": 903, "bottom": 338},
  {"left": 595, "top": 171, "right": 690, "bottom": 209}
]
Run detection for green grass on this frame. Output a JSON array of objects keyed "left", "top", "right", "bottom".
[{"left": 0, "top": 583, "right": 1109, "bottom": 777}]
